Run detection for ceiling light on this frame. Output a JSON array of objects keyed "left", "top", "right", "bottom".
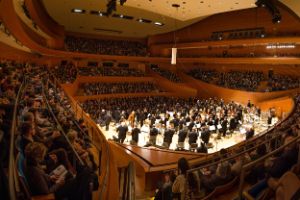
[
  {"left": 120, "top": 0, "right": 127, "bottom": 6},
  {"left": 137, "top": 18, "right": 152, "bottom": 23},
  {"left": 71, "top": 9, "right": 85, "bottom": 13},
  {"left": 154, "top": 22, "right": 164, "bottom": 26}
]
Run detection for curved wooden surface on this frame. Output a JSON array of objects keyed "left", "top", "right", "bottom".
[
  {"left": 24, "top": 0, "right": 65, "bottom": 49},
  {"left": 116, "top": 143, "right": 204, "bottom": 171},
  {"left": 2, "top": 0, "right": 300, "bottom": 65}
]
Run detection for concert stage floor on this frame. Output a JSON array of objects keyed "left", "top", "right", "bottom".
[{"left": 98, "top": 114, "right": 277, "bottom": 154}]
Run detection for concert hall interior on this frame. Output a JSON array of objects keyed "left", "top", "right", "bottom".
[{"left": 1, "top": 0, "right": 300, "bottom": 199}]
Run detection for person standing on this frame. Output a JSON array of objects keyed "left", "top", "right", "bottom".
[{"left": 116, "top": 122, "right": 128, "bottom": 143}]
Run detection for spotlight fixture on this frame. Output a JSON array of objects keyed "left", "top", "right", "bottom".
[
  {"left": 106, "top": 0, "right": 127, "bottom": 15},
  {"left": 255, "top": 0, "right": 281, "bottom": 24},
  {"left": 154, "top": 22, "right": 164, "bottom": 26},
  {"left": 120, "top": 0, "right": 127, "bottom": 6}
]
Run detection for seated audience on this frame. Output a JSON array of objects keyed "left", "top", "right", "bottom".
[
  {"left": 78, "top": 82, "right": 163, "bottom": 95},
  {"left": 78, "top": 66, "right": 145, "bottom": 77},
  {"left": 65, "top": 36, "right": 148, "bottom": 56},
  {"left": 172, "top": 157, "right": 197, "bottom": 199},
  {"left": 266, "top": 74, "right": 300, "bottom": 91},
  {"left": 50, "top": 62, "right": 77, "bottom": 83},
  {"left": 151, "top": 65, "right": 182, "bottom": 83}
]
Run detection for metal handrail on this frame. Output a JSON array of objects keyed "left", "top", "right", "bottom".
[
  {"left": 49, "top": 74, "right": 110, "bottom": 200},
  {"left": 41, "top": 80, "right": 85, "bottom": 166},
  {"left": 8, "top": 78, "right": 25, "bottom": 200}
]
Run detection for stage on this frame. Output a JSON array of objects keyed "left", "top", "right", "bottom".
[{"left": 98, "top": 111, "right": 277, "bottom": 154}]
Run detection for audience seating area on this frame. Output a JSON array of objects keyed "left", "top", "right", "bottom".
[
  {"left": 78, "top": 82, "right": 163, "bottom": 95},
  {"left": 78, "top": 66, "right": 145, "bottom": 77},
  {"left": 49, "top": 62, "right": 77, "bottom": 84},
  {"left": 65, "top": 36, "right": 148, "bottom": 56},
  {"left": 188, "top": 68, "right": 300, "bottom": 92},
  {"left": 5, "top": 64, "right": 101, "bottom": 199},
  {"left": 267, "top": 74, "right": 300, "bottom": 91},
  {"left": 150, "top": 65, "right": 182, "bottom": 83}
]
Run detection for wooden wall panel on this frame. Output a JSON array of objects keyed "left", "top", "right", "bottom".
[
  {"left": 24, "top": 0, "right": 65, "bottom": 49},
  {"left": 148, "top": 5, "right": 300, "bottom": 46}
]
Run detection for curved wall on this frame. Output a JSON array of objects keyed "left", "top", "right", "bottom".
[
  {"left": 24, "top": 0, "right": 65, "bottom": 49},
  {"left": 148, "top": 5, "right": 300, "bottom": 46}
]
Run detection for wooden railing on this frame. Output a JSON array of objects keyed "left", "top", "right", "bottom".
[
  {"left": 50, "top": 77, "right": 119, "bottom": 200},
  {"left": 8, "top": 77, "right": 25, "bottom": 200}
]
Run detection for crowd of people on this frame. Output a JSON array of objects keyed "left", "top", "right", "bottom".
[
  {"left": 187, "top": 69, "right": 219, "bottom": 84},
  {"left": 188, "top": 68, "right": 300, "bottom": 92},
  {"left": 8, "top": 65, "right": 99, "bottom": 199},
  {"left": 188, "top": 69, "right": 264, "bottom": 91},
  {"left": 78, "top": 66, "right": 145, "bottom": 77},
  {"left": 0, "top": 61, "right": 22, "bottom": 104},
  {"left": 0, "top": 61, "right": 23, "bottom": 199},
  {"left": 50, "top": 62, "right": 77, "bottom": 84},
  {"left": 78, "top": 82, "right": 163, "bottom": 95},
  {"left": 150, "top": 65, "right": 182, "bottom": 83},
  {"left": 154, "top": 94, "right": 300, "bottom": 199},
  {"left": 82, "top": 96, "right": 262, "bottom": 151},
  {"left": 217, "top": 70, "right": 265, "bottom": 91},
  {"left": 65, "top": 36, "right": 148, "bottom": 56},
  {"left": 267, "top": 74, "right": 300, "bottom": 91}
]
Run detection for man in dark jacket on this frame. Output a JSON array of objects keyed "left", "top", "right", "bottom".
[
  {"left": 116, "top": 122, "right": 128, "bottom": 143},
  {"left": 163, "top": 128, "right": 175, "bottom": 148},
  {"left": 131, "top": 126, "right": 140, "bottom": 145},
  {"left": 188, "top": 127, "right": 198, "bottom": 146},
  {"left": 201, "top": 126, "right": 211, "bottom": 145}
]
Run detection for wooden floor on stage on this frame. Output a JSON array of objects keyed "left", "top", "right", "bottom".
[
  {"left": 102, "top": 113, "right": 277, "bottom": 172},
  {"left": 116, "top": 143, "right": 204, "bottom": 172}
]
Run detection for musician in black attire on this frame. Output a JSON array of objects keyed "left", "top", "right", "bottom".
[
  {"left": 201, "top": 126, "right": 210, "bottom": 145},
  {"left": 104, "top": 112, "right": 112, "bottom": 131},
  {"left": 220, "top": 117, "right": 228, "bottom": 137},
  {"left": 178, "top": 126, "right": 188, "bottom": 148},
  {"left": 197, "top": 142, "right": 208, "bottom": 153},
  {"left": 188, "top": 127, "right": 198, "bottom": 147},
  {"left": 116, "top": 122, "right": 128, "bottom": 143},
  {"left": 149, "top": 126, "right": 159, "bottom": 145},
  {"left": 171, "top": 115, "right": 179, "bottom": 131},
  {"left": 188, "top": 120, "right": 195, "bottom": 132},
  {"left": 131, "top": 126, "right": 141, "bottom": 145},
  {"left": 163, "top": 128, "right": 175, "bottom": 148},
  {"left": 245, "top": 127, "right": 255, "bottom": 140},
  {"left": 229, "top": 116, "right": 238, "bottom": 132}
]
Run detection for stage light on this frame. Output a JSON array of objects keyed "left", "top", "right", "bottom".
[
  {"left": 154, "top": 22, "right": 164, "bottom": 26},
  {"left": 120, "top": 0, "right": 127, "bottom": 6},
  {"left": 106, "top": 0, "right": 117, "bottom": 15},
  {"left": 272, "top": 12, "right": 281, "bottom": 23},
  {"left": 255, "top": 0, "right": 282, "bottom": 24}
]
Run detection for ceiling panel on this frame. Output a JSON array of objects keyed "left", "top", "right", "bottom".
[{"left": 42, "top": 0, "right": 260, "bottom": 38}]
